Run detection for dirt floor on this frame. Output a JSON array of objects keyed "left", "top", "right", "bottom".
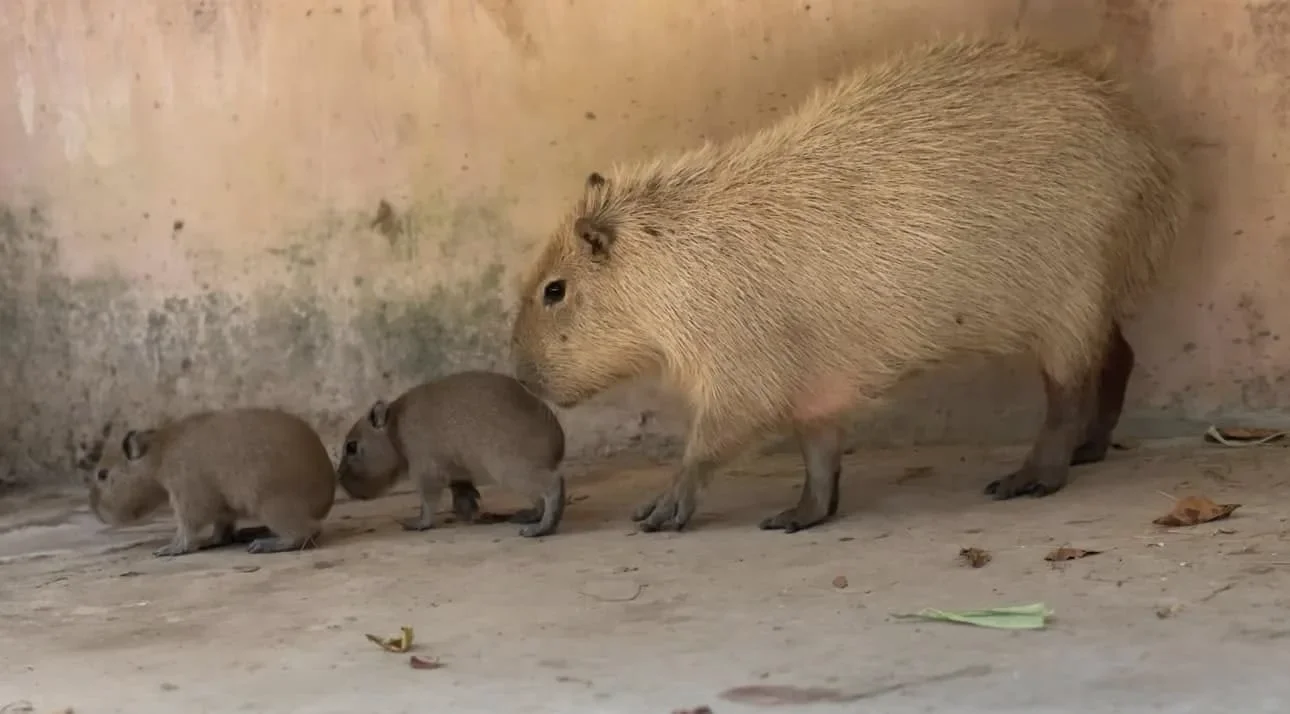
[{"left": 1, "top": 437, "right": 1288, "bottom": 714}]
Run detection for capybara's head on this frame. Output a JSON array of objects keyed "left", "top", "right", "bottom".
[
  {"left": 337, "top": 400, "right": 403, "bottom": 500},
  {"left": 87, "top": 429, "right": 169, "bottom": 526},
  {"left": 510, "top": 171, "right": 661, "bottom": 407}
]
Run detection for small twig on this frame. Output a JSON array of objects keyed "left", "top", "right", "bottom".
[
  {"left": 1156, "top": 490, "right": 1178, "bottom": 501},
  {"left": 578, "top": 583, "right": 644, "bottom": 602},
  {"left": 1198, "top": 582, "right": 1235, "bottom": 603}
]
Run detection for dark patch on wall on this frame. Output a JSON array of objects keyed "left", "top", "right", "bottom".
[{"left": 190, "top": 0, "right": 219, "bottom": 33}]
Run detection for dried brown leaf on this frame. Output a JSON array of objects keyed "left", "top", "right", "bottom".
[
  {"left": 958, "top": 547, "right": 991, "bottom": 568},
  {"left": 831, "top": 575, "right": 849, "bottom": 589},
  {"left": 365, "top": 626, "right": 414, "bottom": 653},
  {"left": 1044, "top": 546, "right": 1102, "bottom": 562},
  {"left": 409, "top": 655, "right": 443, "bottom": 670},
  {"left": 1152, "top": 495, "right": 1241, "bottom": 527}
]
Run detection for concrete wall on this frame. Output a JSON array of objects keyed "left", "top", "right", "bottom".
[{"left": 1, "top": 0, "right": 1287, "bottom": 487}]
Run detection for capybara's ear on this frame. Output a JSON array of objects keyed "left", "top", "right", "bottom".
[
  {"left": 574, "top": 216, "right": 615, "bottom": 259},
  {"left": 122, "top": 429, "right": 154, "bottom": 461},
  {"left": 368, "top": 400, "right": 390, "bottom": 430}
]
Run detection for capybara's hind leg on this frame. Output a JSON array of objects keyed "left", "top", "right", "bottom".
[
  {"left": 760, "top": 419, "right": 843, "bottom": 533},
  {"left": 985, "top": 367, "right": 1092, "bottom": 500},
  {"left": 248, "top": 505, "right": 322, "bottom": 554},
  {"left": 518, "top": 472, "right": 565, "bottom": 538},
  {"left": 449, "top": 480, "right": 481, "bottom": 524},
  {"left": 1071, "top": 322, "right": 1134, "bottom": 466}
]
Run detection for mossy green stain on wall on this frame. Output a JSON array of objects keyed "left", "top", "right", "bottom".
[{"left": 0, "top": 191, "right": 523, "bottom": 488}]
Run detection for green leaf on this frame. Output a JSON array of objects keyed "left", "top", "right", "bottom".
[{"left": 892, "top": 603, "right": 1052, "bottom": 630}]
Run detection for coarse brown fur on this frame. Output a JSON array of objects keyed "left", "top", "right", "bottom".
[
  {"left": 509, "top": 35, "right": 1189, "bottom": 533},
  {"left": 88, "top": 408, "right": 338, "bottom": 556},
  {"left": 337, "top": 370, "right": 568, "bottom": 538}
]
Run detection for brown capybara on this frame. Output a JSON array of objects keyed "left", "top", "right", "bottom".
[
  {"left": 509, "top": 35, "right": 1188, "bottom": 534},
  {"left": 337, "top": 370, "right": 567, "bottom": 538},
  {"left": 89, "top": 408, "right": 338, "bottom": 556}
]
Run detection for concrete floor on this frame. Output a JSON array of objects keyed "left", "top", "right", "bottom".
[{"left": 1, "top": 439, "right": 1288, "bottom": 714}]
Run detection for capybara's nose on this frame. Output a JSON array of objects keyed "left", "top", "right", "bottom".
[{"left": 513, "top": 362, "right": 541, "bottom": 395}]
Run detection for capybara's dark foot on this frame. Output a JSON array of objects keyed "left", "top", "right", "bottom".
[
  {"left": 631, "top": 481, "right": 697, "bottom": 533},
  {"left": 400, "top": 516, "right": 435, "bottom": 532},
  {"left": 758, "top": 502, "right": 833, "bottom": 534},
  {"left": 1070, "top": 438, "right": 1110, "bottom": 466},
  {"left": 509, "top": 508, "right": 542, "bottom": 525},
  {"left": 246, "top": 534, "right": 317, "bottom": 554},
  {"left": 984, "top": 466, "right": 1068, "bottom": 500}
]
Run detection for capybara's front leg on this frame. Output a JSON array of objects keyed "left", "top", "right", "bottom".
[{"left": 633, "top": 411, "right": 745, "bottom": 533}]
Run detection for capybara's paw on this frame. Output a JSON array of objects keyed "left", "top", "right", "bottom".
[
  {"left": 517, "top": 521, "right": 557, "bottom": 538},
  {"left": 633, "top": 485, "right": 697, "bottom": 533},
  {"left": 758, "top": 503, "right": 831, "bottom": 534},
  {"left": 400, "top": 517, "right": 435, "bottom": 532},
  {"left": 984, "top": 467, "right": 1067, "bottom": 501},
  {"left": 246, "top": 535, "right": 315, "bottom": 554},
  {"left": 509, "top": 508, "right": 543, "bottom": 525},
  {"left": 152, "top": 540, "right": 196, "bottom": 558},
  {"left": 1069, "top": 439, "right": 1110, "bottom": 467}
]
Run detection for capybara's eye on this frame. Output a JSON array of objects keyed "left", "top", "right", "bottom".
[
  {"left": 96, "top": 469, "right": 109, "bottom": 481},
  {"left": 344, "top": 440, "right": 359, "bottom": 456},
  {"left": 542, "top": 280, "right": 566, "bottom": 305}
]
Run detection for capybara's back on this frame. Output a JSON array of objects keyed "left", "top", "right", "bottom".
[
  {"left": 510, "top": 35, "right": 1188, "bottom": 533},
  {"left": 402, "top": 370, "right": 565, "bottom": 474}
]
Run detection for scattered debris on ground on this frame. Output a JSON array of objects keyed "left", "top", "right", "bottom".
[
  {"left": 831, "top": 575, "right": 849, "bottom": 589},
  {"left": 1152, "top": 495, "right": 1241, "bottom": 527},
  {"left": 1203, "top": 425, "right": 1287, "bottom": 447},
  {"left": 1044, "top": 546, "right": 1102, "bottom": 562},
  {"left": 409, "top": 655, "right": 443, "bottom": 670},
  {"left": 671, "top": 707, "right": 713, "bottom": 714},
  {"left": 958, "top": 547, "right": 992, "bottom": 568},
  {"left": 365, "top": 626, "right": 414, "bottom": 653}
]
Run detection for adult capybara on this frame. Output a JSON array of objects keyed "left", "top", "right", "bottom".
[{"left": 509, "top": 35, "right": 1188, "bottom": 534}]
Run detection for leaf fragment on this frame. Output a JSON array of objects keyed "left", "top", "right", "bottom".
[
  {"left": 1152, "top": 495, "right": 1240, "bottom": 527},
  {"left": 892, "top": 603, "right": 1052, "bottom": 630},
  {"left": 365, "top": 626, "right": 414, "bottom": 653},
  {"left": 409, "top": 655, "right": 443, "bottom": 670}
]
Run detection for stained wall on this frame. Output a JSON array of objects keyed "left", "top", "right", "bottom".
[{"left": 1, "top": 0, "right": 1286, "bottom": 486}]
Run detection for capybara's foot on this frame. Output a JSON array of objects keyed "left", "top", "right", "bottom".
[
  {"left": 1070, "top": 438, "right": 1110, "bottom": 466},
  {"left": 509, "top": 508, "right": 542, "bottom": 525},
  {"left": 153, "top": 539, "right": 200, "bottom": 558},
  {"left": 246, "top": 534, "right": 317, "bottom": 554},
  {"left": 400, "top": 516, "right": 435, "bottom": 532},
  {"left": 632, "top": 482, "right": 697, "bottom": 533},
  {"left": 984, "top": 465, "right": 1068, "bottom": 500},
  {"left": 758, "top": 502, "right": 833, "bottom": 534}
]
